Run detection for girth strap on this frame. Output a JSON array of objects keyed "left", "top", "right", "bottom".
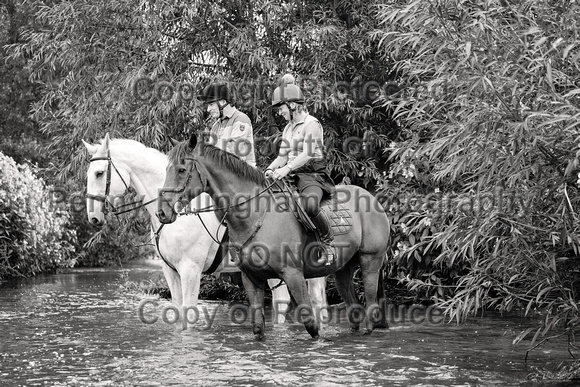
[{"left": 203, "top": 231, "right": 230, "bottom": 275}]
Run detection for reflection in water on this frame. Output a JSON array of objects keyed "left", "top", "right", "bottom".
[{"left": 0, "top": 262, "right": 572, "bottom": 386}]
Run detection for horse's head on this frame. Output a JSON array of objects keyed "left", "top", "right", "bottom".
[
  {"left": 157, "top": 133, "right": 207, "bottom": 224},
  {"left": 83, "top": 133, "right": 131, "bottom": 226}
]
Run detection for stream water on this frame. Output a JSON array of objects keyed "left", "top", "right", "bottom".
[{"left": 0, "top": 260, "right": 575, "bottom": 386}]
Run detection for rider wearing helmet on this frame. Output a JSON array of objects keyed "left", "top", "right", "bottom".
[
  {"left": 265, "top": 74, "right": 336, "bottom": 264},
  {"left": 198, "top": 82, "right": 256, "bottom": 167}
]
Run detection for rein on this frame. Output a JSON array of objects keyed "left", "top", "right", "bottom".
[
  {"left": 159, "top": 154, "right": 278, "bottom": 257},
  {"left": 161, "top": 155, "right": 279, "bottom": 217},
  {"left": 158, "top": 152, "right": 290, "bottom": 287}
]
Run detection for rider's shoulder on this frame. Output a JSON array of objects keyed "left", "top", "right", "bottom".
[{"left": 233, "top": 109, "right": 252, "bottom": 125}]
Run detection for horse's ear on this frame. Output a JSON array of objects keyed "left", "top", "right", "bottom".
[
  {"left": 168, "top": 136, "right": 179, "bottom": 147},
  {"left": 188, "top": 133, "right": 198, "bottom": 150},
  {"left": 103, "top": 132, "right": 111, "bottom": 150},
  {"left": 82, "top": 140, "right": 98, "bottom": 156}
]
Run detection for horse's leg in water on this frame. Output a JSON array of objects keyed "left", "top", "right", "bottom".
[
  {"left": 180, "top": 265, "right": 202, "bottom": 309},
  {"left": 268, "top": 279, "right": 290, "bottom": 324},
  {"left": 359, "top": 253, "right": 386, "bottom": 333},
  {"left": 306, "top": 277, "right": 328, "bottom": 325},
  {"left": 161, "top": 262, "right": 183, "bottom": 307},
  {"left": 333, "top": 261, "right": 361, "bottom": 331},
  {"left": 241, "top": 272, "right": 266, "bottom": 339},
  {"left": 282, "top": 269, "right": 320, "bottom": 339}
]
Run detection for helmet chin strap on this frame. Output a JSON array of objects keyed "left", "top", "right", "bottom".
[
  {"left": 217, "top": 100, "right": 228, "bottom": 119},
  {"left": 285, "top": 102, "right": 297, "bottom": 121}
]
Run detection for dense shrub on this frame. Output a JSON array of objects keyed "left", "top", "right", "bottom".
[
  {"left": 0, "top": 152, "right": 77, "bottom": 278},
  {"left": 78, "top": 201, "right": 157, "bottom": 267},
  {"left": 372, "top": 0, "right": 580, "bottom": 348}
]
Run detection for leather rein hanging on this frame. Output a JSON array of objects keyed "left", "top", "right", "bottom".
[{"left": 159, "top": 155, "right": 278, "bottom": 250}]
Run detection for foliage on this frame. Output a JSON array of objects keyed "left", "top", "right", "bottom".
[
  {"left": 7, "top": 0, "right": 398, "bottom": 186},
  {"left": 199, "top": 274, "right": 248, "bottom": 303},
  {"left": 527, "top": 359, "right": 580, "bottom": 382},
  {"left": 0, "top": 0, "right": 47, "bottom": 168},
  {"left": 79, "top": 192, "right": 158, "bottom": 267},
  {"left": 372, "top": 0, "right": 580, "bottom": 350},
  {"left": 0, "top": 152, "right": 77, "bottom": 278},
  {"left": 0, "top": 0, "right": 40, "bottom": 140},
  {"left": 117, "top": 271, "right": 171, "bottom": 300},
  {"left": 117, "top": 271, "right": 248, "bottom": 303},
  {"left": 1, "top": 0, "right": 126, "bottom": 270}
]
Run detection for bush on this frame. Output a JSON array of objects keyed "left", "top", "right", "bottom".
[
  {"left": 0, "top": 152, "right": 77, "bottom": 278},
  {"left": 372, "top": 0, "right": 580, "bottom": 349}
]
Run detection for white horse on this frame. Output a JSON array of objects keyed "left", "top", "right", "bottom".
[{"left": 83, "top": 134, "right": 327, "bottom": 323}]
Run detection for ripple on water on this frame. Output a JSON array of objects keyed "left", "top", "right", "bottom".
[{"left": 0, "top": 268, "right": 573, "bottom": 386}]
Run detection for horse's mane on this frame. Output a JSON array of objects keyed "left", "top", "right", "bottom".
[
  {"left": 106, "top": 138, "right": 166, "bottom": 159},
  {"left": 168, "top": 140, "right": 266, "bottom": 186}
]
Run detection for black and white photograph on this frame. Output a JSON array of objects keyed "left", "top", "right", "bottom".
[{"left": 1, "top": 0, "right": 580, "bottom": 385}]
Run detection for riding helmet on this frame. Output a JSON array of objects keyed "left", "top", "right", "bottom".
[
  {"left": 198, "top": 83, "right": 230, "bottom": 103},
  {"left": 271, "top": 74, "right": 305, "bottom": 107}
]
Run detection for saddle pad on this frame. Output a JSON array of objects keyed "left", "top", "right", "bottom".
[
  {"left": 271, "top": 180, "right": 353, "bottom": 236},
  {"left": 322, "top": 202, "right": 353, "bottom": 236}
]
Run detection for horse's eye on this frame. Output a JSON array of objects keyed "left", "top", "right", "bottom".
[
  {"left": 96, "top": 171, "right": 104, "bottom": 178},
  {"left": 177, "top": 167, "right": 186, "bottom": 174}
]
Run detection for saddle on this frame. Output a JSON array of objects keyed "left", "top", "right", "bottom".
[{"left": 271, "top": 179, "right": 353, "bottom": 236}]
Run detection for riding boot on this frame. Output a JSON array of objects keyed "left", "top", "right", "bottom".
[{"left": 311, "top": 210, "right": 335, "bottom": 265}]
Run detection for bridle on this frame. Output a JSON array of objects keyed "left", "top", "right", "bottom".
[
  {"left": 158, "top": 156, "right": 207, "bottom": 202},
  {"left": 157, "top": 152, "right": 286, "bottom": 285},
  {"left": 159, "top": 155, "right": 277, "bottom": 215},
  {"left": 86, "top": 150, "right": 156, "bottom": 215},
  {"left": 158, "top": 155, "right": 278, "bottom": 245}
]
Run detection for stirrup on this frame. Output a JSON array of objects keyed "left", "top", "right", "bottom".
[{"left": 320, "top": 243, "right": 336, "bottom": 265}]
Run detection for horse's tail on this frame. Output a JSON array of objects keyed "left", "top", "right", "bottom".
[
  {"left": 378, "top": 264, "right": 385, "bottom": 301},
  {"left": 375, "top": 263, "right": 389, "bottom": 329}
]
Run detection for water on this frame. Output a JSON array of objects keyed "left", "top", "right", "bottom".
[{"left": 0, "top": 261, "right": 574, "bottom": 386}]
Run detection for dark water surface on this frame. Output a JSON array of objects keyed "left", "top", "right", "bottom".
[{"left": 0, "top": 261, "right": 574, "bottom": 386}]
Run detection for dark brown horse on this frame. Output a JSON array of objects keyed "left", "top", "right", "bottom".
[{"left": 156, "top": 134, "right": 390, "bottom": 339}]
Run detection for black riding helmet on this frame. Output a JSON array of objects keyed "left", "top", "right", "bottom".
[
  {"left": 198, "top": 82, "right": 231, "bottom": 119},
  {"left": 197, "top": 83, "right": 231, "bottom": 104}
]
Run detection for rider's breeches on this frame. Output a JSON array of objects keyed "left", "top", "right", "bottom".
[{"left": 300, "top": 185, "right": 324, "bottom": 217}]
